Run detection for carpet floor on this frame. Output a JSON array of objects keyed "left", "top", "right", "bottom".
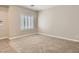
[
  {"left": 9, "top": 34, "right": 79, "bottom": 53},
  {"left": 0, "top": 39, "right": 16, "bottom": 53}
]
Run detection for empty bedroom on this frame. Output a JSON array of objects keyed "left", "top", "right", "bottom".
[{"left": 0, "top": 5, "right": 79, "bottom": 53}]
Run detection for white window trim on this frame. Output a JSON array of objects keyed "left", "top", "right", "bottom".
[{"left": 20, "top": 15, "right": 34, "bottom": 30}]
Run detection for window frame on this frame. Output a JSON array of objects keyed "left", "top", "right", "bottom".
[{"left": 20, "top": 15, "right": 34, "bottom": 30}]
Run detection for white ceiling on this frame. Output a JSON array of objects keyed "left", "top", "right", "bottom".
[{"left": 21, "top": 5, "right": 55, "bottom": 11}]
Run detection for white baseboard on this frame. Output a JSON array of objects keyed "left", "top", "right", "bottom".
[
  {"left": 9, "top": 33, "right": 37, "bottom": 40},
  {"left": 0, "top": 37, "right": 8, "bottom": 40},
  {"left": 2, "top": 32, "right": 79, "bottom": 42},
  {"left": 38, "top": 33, "right": 79, "bottom": 42}
]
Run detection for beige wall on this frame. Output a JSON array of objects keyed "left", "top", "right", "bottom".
[
  {"left": 38, "top": 6, "right": 79, "bottom": 40},
  {"left": 0, "top": 6, "right": 8, "bottom": 39},
  {"left": 8, "top": 6, "right": 38, "bottom": 38}
]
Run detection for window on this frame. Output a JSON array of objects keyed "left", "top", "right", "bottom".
[{"left": 20, "top": 15, "right": 34, "bottom": 30}]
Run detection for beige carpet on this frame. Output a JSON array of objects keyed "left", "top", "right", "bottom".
[
  {"left": 0, "top": 39, "right": 16, "bottom": 53},
  {"left": 9, "top": 34, "right": 79, "bottom": 53}
]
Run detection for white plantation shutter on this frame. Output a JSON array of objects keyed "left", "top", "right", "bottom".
[
  {"left": 25, "top": 16, "right": 28, "bottom": 29},
  {"left": 20, "top": 15, "right": 34, "bottom": 30},
  {"left": 28, "top": 16, "right": 31, "bottom": 29},
  {"left": 31, "top": 16, "right": 34, "bottom": 29}
]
